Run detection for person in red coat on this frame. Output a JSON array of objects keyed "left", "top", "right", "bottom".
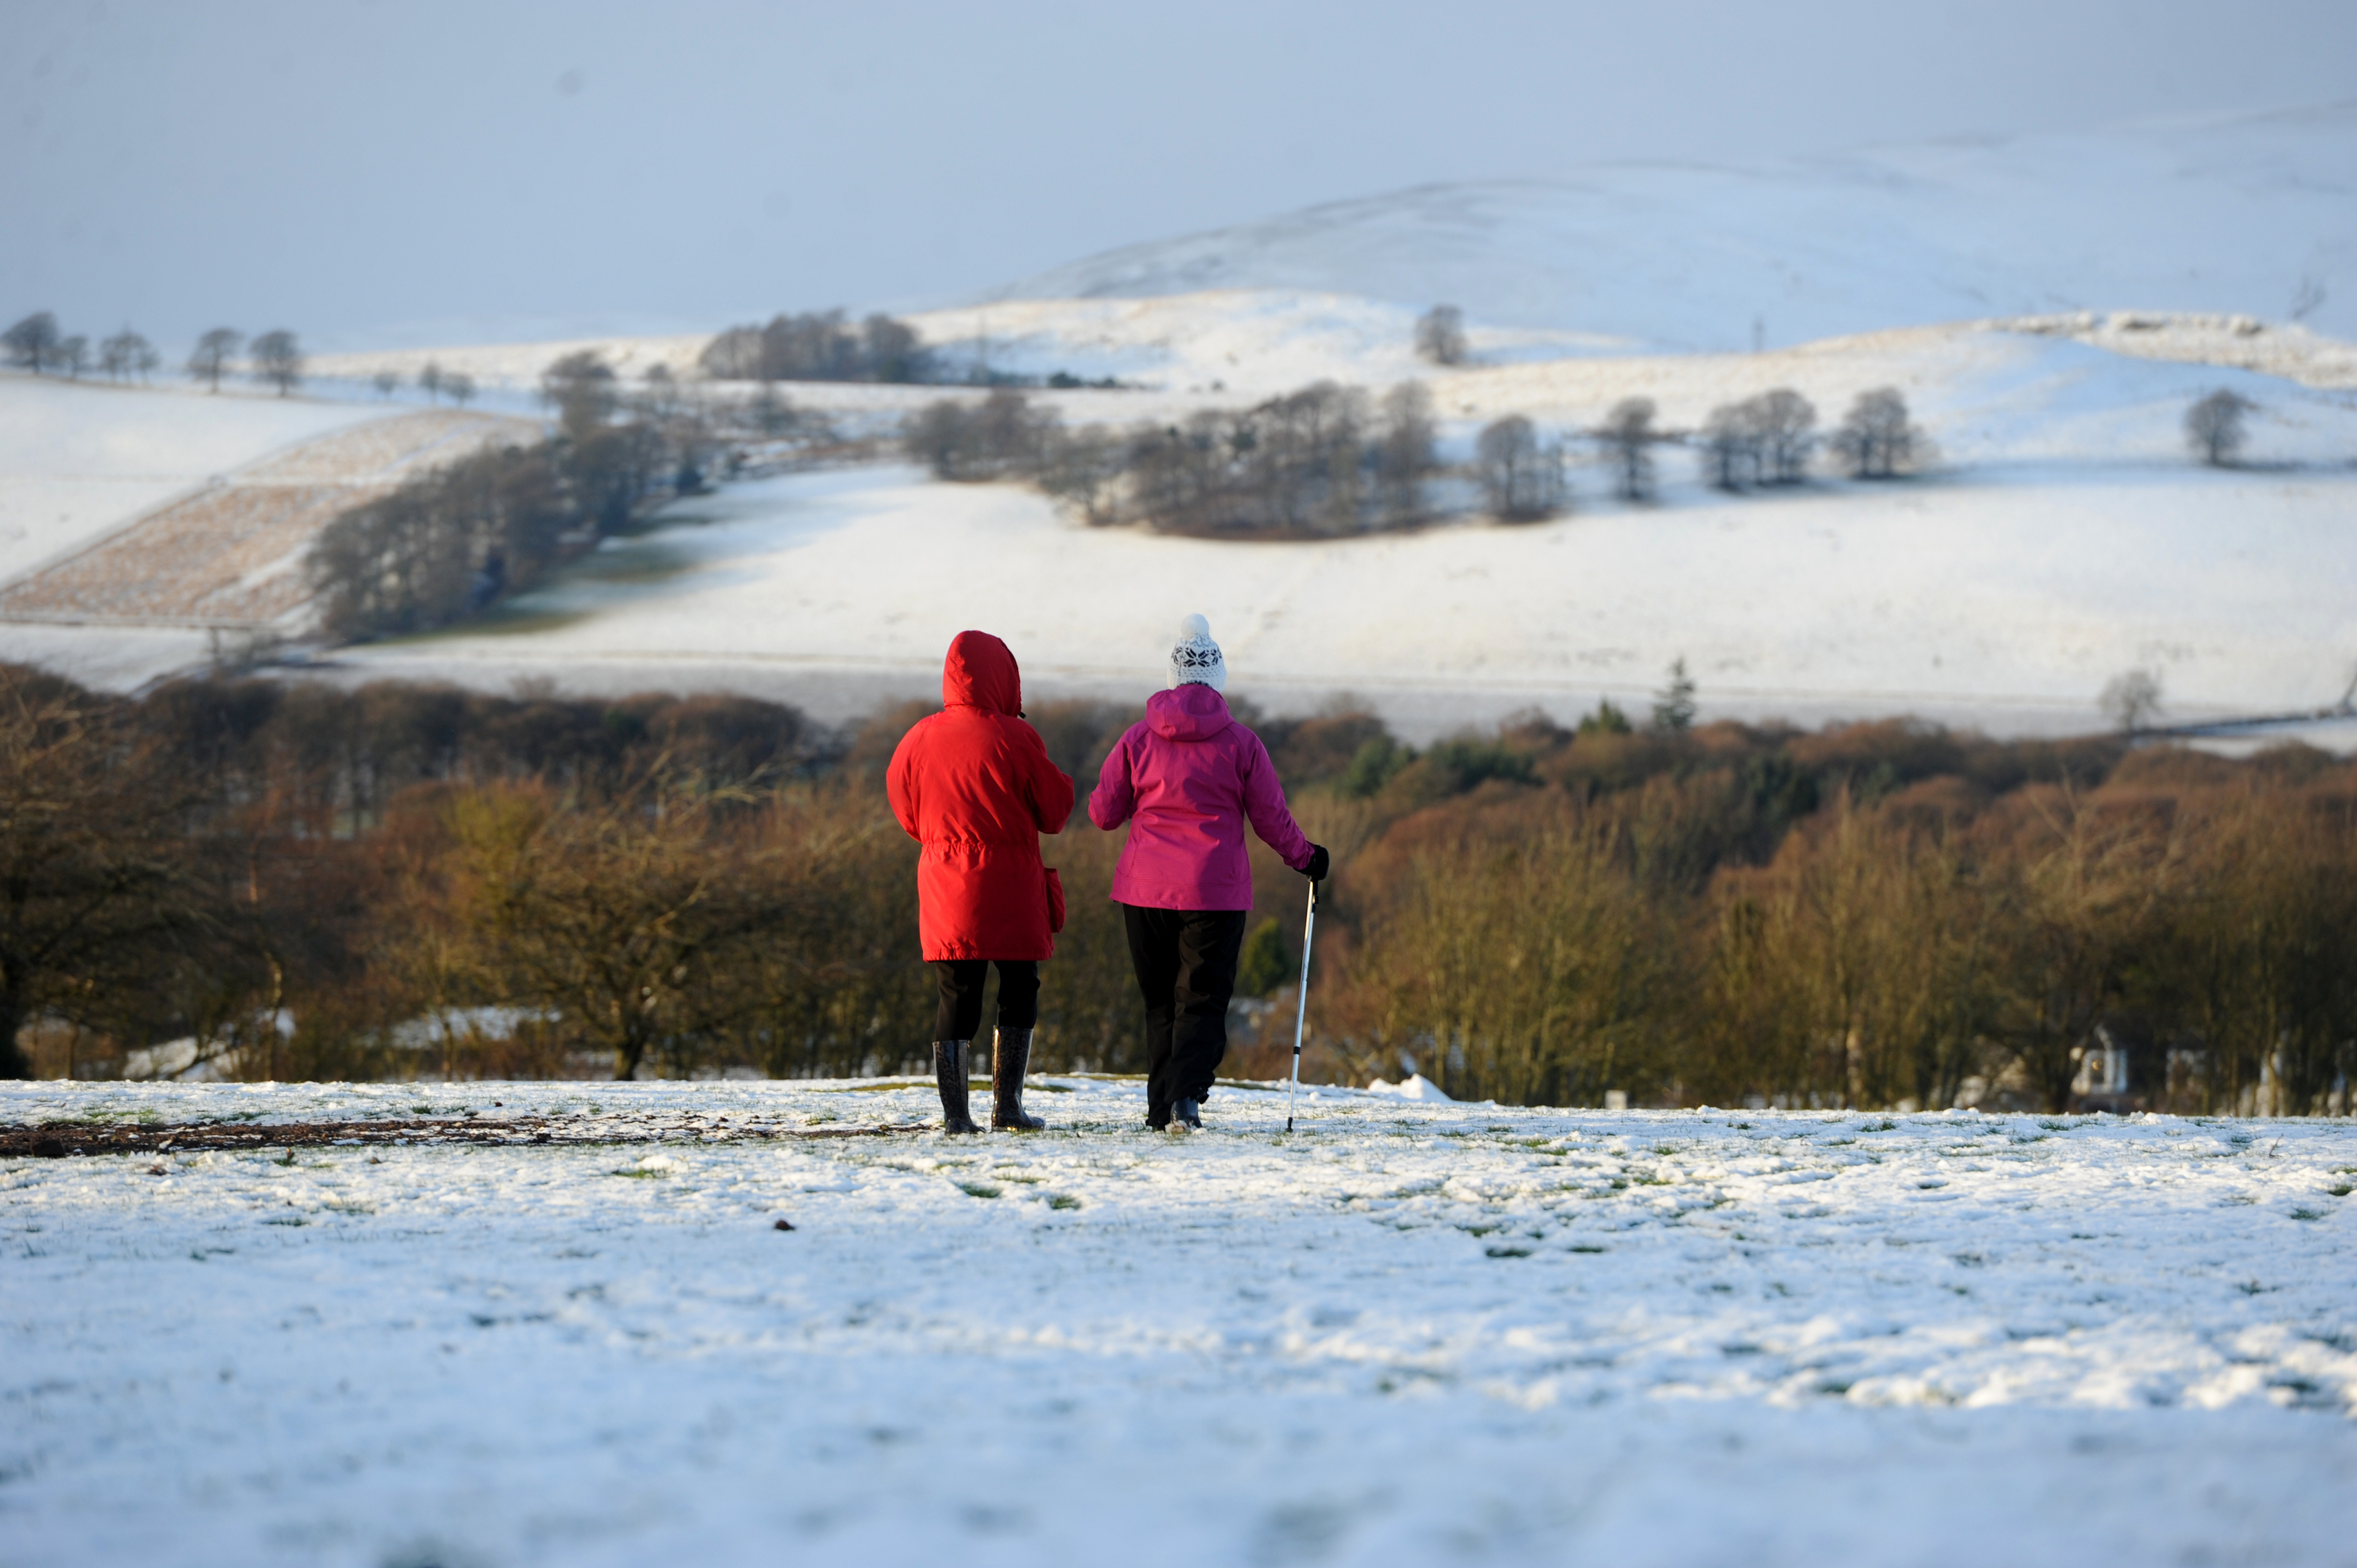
[{"left": 887, "top": 631, "right": 1075, "bottom": 1133}]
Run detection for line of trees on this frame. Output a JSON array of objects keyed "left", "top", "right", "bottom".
[
  {"left": 905, "top": 382, "right": 1940, "bottom": 536},
  {"left": 6, "top": 314, "right": 306, "bottom": 395},
  {"left": 5, "top": 311, "right": 170, "bottom": 384},
  {"left": 1470, "top": 385, "right": 1931, "bottom": 514},
  {"left": 306, "top": 349, "right": 869, "bottom": 641},
  {"left": 8, "top": 659, "right": 2351, "bottom": 1116},
  {"left": 179, "top": 327, "right": 306, "bottom": 394},
  {"left": 700, "top": 309, "right": 933, "bottom": 384},
  {"left": 306, "top": 351, "right": 691, "bottom": 639},
  {"left": 367, "top": 362, "right": 478, "bottom": 407},
  {"left": 906, "top": 382, "right": 1443, "bottom": 535}
]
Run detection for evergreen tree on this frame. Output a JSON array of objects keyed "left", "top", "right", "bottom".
[{"left": 1650, "top": 658, "right": 1697, "bottom": 733}]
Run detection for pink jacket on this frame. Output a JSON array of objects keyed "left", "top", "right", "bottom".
[{"left": 1088, "top": 686, "right": 1314, "bottom": 910}]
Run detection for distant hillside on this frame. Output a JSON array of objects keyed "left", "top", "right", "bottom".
[{"left": 984, "top": 104, "right": 2357, "bottom": 349}]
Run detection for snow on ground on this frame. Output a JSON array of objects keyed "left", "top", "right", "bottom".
[
  {"left": 0, "top": 409, "right": 539, "bottom": 631},
  {"left": 302, "top": 298, "right": 2357, "bottom": 422},
  {"left": 0, "top": 375, "right": 391, "bottom": 588},
  {"left": 987, "top": 104, "right": 2357, "bottom": 350},
  {"left": 304, "top": 332, "right": 712, "bottom": 407},
  {"left": 900, "top": 290, "right": 1637, "bottom": 396},
  {"left": 4, "top": 1079, "right": 2352, "bottom": 1566},
  {"left": 325, "top": 459, "right": 2357, "bottom": 742},
  {"left": 1430, "top": 324, "right": 2357, "bottom": 466},
  {"left": 0, "top": 385, "right": 537, "bottom": 687}
]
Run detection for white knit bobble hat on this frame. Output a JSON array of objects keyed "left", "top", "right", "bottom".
[{"left": 1167, "top": 613, "right": 1227, "bottom": 693}]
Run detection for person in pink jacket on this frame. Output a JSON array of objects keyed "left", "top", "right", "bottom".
[{"left": 1089, "top": 616, "right": 1328, "bottom": 1131}]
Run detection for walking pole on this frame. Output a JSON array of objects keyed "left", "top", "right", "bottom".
[{"left": 1285, "top": 878, "right": 1321, "bottom": 1133}]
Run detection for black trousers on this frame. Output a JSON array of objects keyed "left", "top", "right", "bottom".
[
  {"left": 931, "top": 959, "right": 1039, "bottom": 1042},
  {"left": 1122, "top": 905, "right": 1248, "bottom": 1124}
]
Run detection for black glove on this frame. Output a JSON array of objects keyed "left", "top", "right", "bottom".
[{"left": 1302, "top": 844, "right": 1330, "bottom": 882}]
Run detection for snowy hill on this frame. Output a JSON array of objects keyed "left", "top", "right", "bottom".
[
  {"left": 300, "top": 108, "right": 2357, "bottom": 404},
  {"left": 986, "top": 104, "right": 2357, "bottom": 350},
  {"left": 9, "top": 103, "right": 2356, "bottom": 736}
]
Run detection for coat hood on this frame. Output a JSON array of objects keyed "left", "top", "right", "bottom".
[
  {"left": 1145, "top": 684, "right": 1233, "bottom": 742},
  {"left": 943, "top": 630, "right": 1022, "bottom": 716}
]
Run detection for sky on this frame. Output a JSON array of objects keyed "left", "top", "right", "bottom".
[{"left": 3, "top": 0, "right": 2352, "bottom": 352}]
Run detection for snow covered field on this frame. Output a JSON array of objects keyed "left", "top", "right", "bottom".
[
  {"left": 0, "top": 377, "right": 390, "bottom": 587},
  {"left": 4, "top": 1079, "right": 2352, "bottom": 1566},
  {"left": 330, "top": 456, "right": 2357, "bottom": 740}
]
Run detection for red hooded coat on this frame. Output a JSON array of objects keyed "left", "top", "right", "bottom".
[{"left": 887, "top": 632, "right": 1075, "bottom": 961}]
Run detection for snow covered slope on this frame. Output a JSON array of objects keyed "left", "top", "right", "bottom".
[
  {"left": 5, "top": 1079, "right": 2353, "bottom": 1566},
  {"left": 0, "top": 381, "right": 537, "bottom": 687},
  {"left": 0, "top": 375, "right": 391, "bottom": 587},
  {"left": 988, "top": 104, "right": 2357, "bottom": 350},
  {"left": 305, "top": 107, "right": 2357, "bottom": 403},
  {"left": 328, "top": 457, "right": 2357, "bottom": 741}
]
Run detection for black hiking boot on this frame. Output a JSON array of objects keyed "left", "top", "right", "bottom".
[
  {"left": 934, "top": 1040, "right": 980, "bottom": 1135},
  {"left": 991, "top": 1027, "right": 1046, "bottom": 1132},
  {"left": 1171, "top": 1097, "right": 1202, "bottom": 1132}
]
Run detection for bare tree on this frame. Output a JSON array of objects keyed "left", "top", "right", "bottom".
[
  {"left": 542, "top": 351, "right": 617, "bottom": 438},
  {"left": 2098, "top": 668, "right": 2164, "bottom": 733},
  {"left": 701, "top": 325, "right": 765, "bottom": 381},
  {"left": 1699, "top": 402, "right": 1759, "bottom": 490},
  {"left": 3, "top": 311, "right": 62, "bottom": 372},
  {"left": 635, "top": 363, "right": 678, "bottom": 425},
  {"left": 1753, "top": 388, "right": 1817, "bottom": 483},
  {"left": 57, "top": 335, "right": 89, "bottom": 380},
  {"left": 418, "top": 361, "right": 444, "bottom": 404},
  {"left": 749, "top": 383, "right": 797, "bottom": 438},
  {"left": 99, "top": 330, "right": 155, "bottom": 383},
  {"left": 443, "top": 777, "right": 815, "bottom": 1081},
  {"left": 1374, "top": 382, "right": 1439, "bottom": 525},
  {"left": 1597, "top": 398, "right": 1659, "bottom": 502},
  {"left": 905, "top": 388, "right": 1057, "bottom": 483},
  {"left": 1828, "top": 387, "right": 1924, "bottom": 479},
  {"left": 371, "top": 369, "right": 400, "bottom": 401},
  {"left": 2184, "top": 389, "right": 2252, "bottom": 467},
  {"left": 1037, "top": 426, "right": 1128, "bottom": 525},
  {"left": 444, "top": 371, "right": 476, "bottom": 409},
  {"left": 1414, "top": 305, "right": 1467, "bottom": 367},
  {"left": 862, "top": 313, "right": 925, "bottom": 383},
  {"left": 250, "top": 330, "right": 303, "bottom": 396},
  {"left": 187, "top": 328, "right": 243, "bottom": 393},
  {"left": 1475, "top": 415, "right": 1561, "bottom": 520}
]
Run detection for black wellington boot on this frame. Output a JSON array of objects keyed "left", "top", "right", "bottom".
[
  {"left": 935, "top": 1040, "right": 980, "bottom": 1135},
  {"left": 991, "top": 1027, "right": 1046, "bottom": 1132},
  {"left": 1171, "top": 1096, "right": 1202, "bottom": 1132}
]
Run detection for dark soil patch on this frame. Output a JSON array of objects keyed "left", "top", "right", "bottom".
[{"left": 0, "top": 1115, "right": 927, "bottom": 1159}]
